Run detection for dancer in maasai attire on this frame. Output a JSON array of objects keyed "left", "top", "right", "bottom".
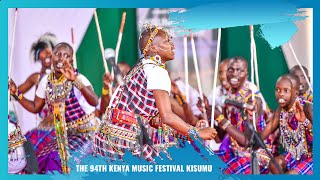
[
  {"left": 9, "top": 42, "right": 99, "bottom": 174},
  {"left": 213, "top": 57, "right": 272, "bottom": 174},
  {"left": 259, "top": 74, "right": 313, "bottom": 174},
  {"left": 94, "top": 25, "right": 217, "bottom": 162},
  {"left": 18, "top": 33, "right": 58, "bottom": 168}
]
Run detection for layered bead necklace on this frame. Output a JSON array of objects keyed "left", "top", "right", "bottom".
[
  {"left": 45, "top": 72, "right": 72, "bottom": 105},
  {"left": 279, "top": 106, "right": 308, "bottom": 160}
]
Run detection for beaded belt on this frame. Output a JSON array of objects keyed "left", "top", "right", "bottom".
[
  {"left": 8, "top": 126, "right": 26, "bottom": 149},
  {"left": 67, "top": 113, "right": 96, "bottom": 129},
  {"left": 100, "top": 124, "right": 137, "bottom": 141},
  {"left": 111, "top": 109, "right": 138, "bottom": 126}
]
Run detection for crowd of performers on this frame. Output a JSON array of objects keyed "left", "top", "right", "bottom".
[{"left": 8, "top": 25, "right": 313, "bottom": 175}]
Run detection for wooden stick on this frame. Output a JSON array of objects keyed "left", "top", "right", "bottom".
[
  {"left": 183, "top": 35, "right": 189, "bottom": 103},
  {"left": 210, "top": 28, "right": 221, "bottom": 128},
  {"left": 288, "top": 42, "right": 313, "bottom": 93},
  {"left": 8, "top": 9, "right": 18, "bottom": 115},
  {"left": 209, "top": 28, "right": 221, "bottom": 150},
  {"left": 252, "top": 27, "right": 260, "bottom": 90},
  {"left": 190, "top": 33, "right": 207, "bottom": 120},
  {"left": 8, "top": 8, "right": 18, "bottom": 81},
  {"left": 115, "top": 12, "right": 126, "bottom": 64},
  {"left": 94, "top": 10, "right": 109, "bottom": 73},
  {"left": 250, "top": 25, "right": 257, "bottom": 131},
  {"left": 71, "top": 28, "right": 78, "bottom": 69}
]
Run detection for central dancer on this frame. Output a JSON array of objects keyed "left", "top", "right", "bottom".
[{"left": 94, "top": 25, "right": 217, "bottom": 162}]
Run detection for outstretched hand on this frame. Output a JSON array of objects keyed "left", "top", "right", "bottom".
[
  {"left": 198, "top": 127, "right": 217, "bottom": 140},
  {"left": 8, "top": 79, "right": 17, "bottom": 95},
  {"left": 293, "top": 101, "right": 306, "bottom": 122},
  {"left": 60, "top": 60, "right": 75, "bottom": 81}
]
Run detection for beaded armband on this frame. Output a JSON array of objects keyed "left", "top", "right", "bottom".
[
  {"left": 188, "top": 126, "right": 199, "bottom": 139},
  {"left": 73, "top": 77, "right": 85, "bottom": 90},
  {"left": 13, "top": 89, "right": 23, "bottom": 101},
  {"left": 174, "top": 94, "right": 186, "bottom": 106},
  {"left": 102, "top": 87, "right": 110, "bottom": 96},
  {"left": 302, "top": 118, "right": 311, "bottom": 127},
  {"left": 221, "top": 120, "right": 231, "bottom": 131},
  {"left": 216, "top": 114, "right": 225, "bottom": 124}
]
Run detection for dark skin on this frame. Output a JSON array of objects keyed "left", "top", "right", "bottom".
[
  {"left": 99, "top": 29, "right": 217, "bottom": 139},
  {"left": 140, "top": 29, "right": 217, "bottom": 140},
  {"left": 16, "top": 48, "right": 54, "bottom": 128},
  {"left": 261, "top": 77, "right": 312, "bottom": 174},
  {"left": 216, "top": 76, "right": 313, "bottom": 174},
  {"left": 212, "top": 58, "right": 264, "bottom": 146},
  {"left": 197, "top": 60, "right": 230, "bottom": 120},
  {"left": 226, "top": 59, "right": 248, "bottom": 94},
  {"left": 9, "top": 43, "right": 98, "bottom": 115},
  {"left": 218, "top": 59, "right": 231, "bottom": 90},
  {"left": 290, "top": 66, "right": 310, "bottom": 95},
  {"left": 95, "top": 73, "right": 113, "bottom": 118},
  {"left": 118, "top": 62, "right": 131, "bottom": 77},
  {"left": 170, "top": 80, "right": 198, "bottom": 126},
  {"left": 18, "top": 48, "right": 52, "bottom": 94}
]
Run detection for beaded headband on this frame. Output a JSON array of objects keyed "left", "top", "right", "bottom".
[
  {"left": 140, "top": 24, "right": 171, "bottom": 55},
  {"left": 142, "top": 28, "right": 159, "bottom": 55}
]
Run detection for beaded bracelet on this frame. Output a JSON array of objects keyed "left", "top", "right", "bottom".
[
  {"left": 13, "top": 89, "right": 23, "bottom": 101},
  {"left": 102, "top": 87, "right": 110, "bottom": 96},
  {"left": 174, "top": 94, "right": 186, "bottom": 106},
  {"left": 221, "top": 120, "right": 231, "bottom": 131},
  {"left": 188, "top": 126, "right": 199, "bottom": 139},
  {"left": 73, "top": 77, "right": 84, "bottom": 90},
  {"left": 216, "top": 114, "right": 225, "bottom": 124},
  {"left": 302, "top": 118, "right": 311, "bottom": 127}
]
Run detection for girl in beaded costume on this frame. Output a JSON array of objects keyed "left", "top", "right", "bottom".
[
  {"left": 19, "top": 33, "right": 58, "bottom": 165},
  {"left": 214, "top": 74, "right": 313, "bottom": 174},
  {"left": 8, "top": 33, "right": 57, "bottom": 174},
  {"left": 9, "top": 42, "right": 99, "bottom": 174},
  {"left": 94, "top": 25, "right": 217, "bottom": 162},
  {"left": 260, "top": 74, "right": 313, "bottom": 174}
]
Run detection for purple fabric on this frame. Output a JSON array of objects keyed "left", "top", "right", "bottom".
[
  {"left": 219, "top": 134, "right": 231, "bottom": 152},
  {"left": 37, "top": 151, "right": 62, "bottom": 174}
]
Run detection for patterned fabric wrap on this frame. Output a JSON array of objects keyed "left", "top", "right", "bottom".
[
  {"left": 95, "top": 61, "right": 176, "bottom": 162},
  {"left": 26, "top": 86, "right": 98, "bottom": 156},
  {"left": 283, "top": 152, "right": 313, "bottom": 175},
  {"left": 214, "top": 149, "right": 269, "bottom": 174},
  {"left": 25, "top": 129, "right": 56, "bottom": 156},
  {"left": 36, "top": 135, "right": 93, "bottom": 174},
  {"left": 27, "top": 72, "right": 98, "bottom": 173}
]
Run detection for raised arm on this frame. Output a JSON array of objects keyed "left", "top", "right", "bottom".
[
  {"left": 60, "top": 61, "right": 99, "bottom": 107},
  {"left": 260, "top": 107, "right": 281, "bottom": 140},
  {"left": 99, "top": 73, "right": 113, "bottom": 115},
  {"left": 10, "top": 79, "right": 45, "bottom": 113},
  {"left": 18, "top": 73, "right": 39, "bottom": 94},
  {"left": 75, "top": 79, "right": 99, "bottom": 106}
]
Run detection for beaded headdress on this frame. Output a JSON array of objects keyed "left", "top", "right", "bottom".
[{"left": 139, "top": 24, "right": 170, "bottom": 55}]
